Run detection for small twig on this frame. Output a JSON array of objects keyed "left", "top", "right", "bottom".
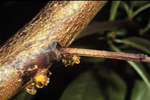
[
  {"left": 58, "top": 48, "right": 150, "bottom": 63},
  {"left": 75, "top": 19, "right": 139, "bottom": 40}
]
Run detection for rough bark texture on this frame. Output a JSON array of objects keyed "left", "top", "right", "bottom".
[{"left": 0, "top": 1, "right": 107, "bottom": 100}]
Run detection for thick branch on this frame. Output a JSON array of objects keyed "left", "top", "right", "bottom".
[{"left": 0, "top": 1, "right": 107, "bottom": 100}]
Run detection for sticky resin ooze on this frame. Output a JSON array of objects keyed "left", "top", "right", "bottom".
[
  {"left": 25, "top": 70, "right": 52, "bottom": 95},
  {"left": 62, "top": 55, "right": 81, "bottom": 67}
]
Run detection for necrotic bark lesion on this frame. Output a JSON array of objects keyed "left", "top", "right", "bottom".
[{"left": 0, "top": 40, "right": 61, "bottom": 99}]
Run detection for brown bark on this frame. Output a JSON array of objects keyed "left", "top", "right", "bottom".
[
  {"left": 0, "top": 1, "right": 107, "bottom": 100},
  {"left": 58, "top": 48, "right": 150, "bottom": 63}
]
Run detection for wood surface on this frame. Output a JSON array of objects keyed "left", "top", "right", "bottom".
[{"left": 0, "top": 1, "right": 107, "bottom": 100}]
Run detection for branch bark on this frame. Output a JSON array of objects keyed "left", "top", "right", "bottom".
[
  {"left": 58, "top": 48, "right": 150, "bottom": 63},
  {"left": 0, "top": 1, "right": 107, "bottom": 100}
]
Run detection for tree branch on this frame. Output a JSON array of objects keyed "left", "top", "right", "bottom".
[{"left": 0, "top": 1, "right": 107, "bottom": 100}]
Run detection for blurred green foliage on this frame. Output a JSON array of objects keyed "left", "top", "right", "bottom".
[
  {"left": 60, "top": 68, "right": 126, "bottom": 100},
  {"left": 10, "top": 1, "right": 150, "bottom": 100},
  {"left": 131, "top": 80, "right": 150, "bottom": 100}
]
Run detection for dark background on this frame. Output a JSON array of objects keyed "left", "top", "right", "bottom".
[
  {"left": 0, "top": 1, "right": 150, "bottom": 100},
  {"left": 0, "top": 1, "right": 109, "bottom": 100}
]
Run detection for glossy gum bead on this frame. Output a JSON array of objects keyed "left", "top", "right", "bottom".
[
  {"left": 72, "top": 56, "right": 80, "bottom": 64},
  {"left": 34, "top": 74, "right": 48, "bottom": 88},
  {"left": 62, "top": 55, "right": 81, "bottom": 67},
  {"left": 25, "top": 70, "right": 52, "bottom": 95},
  {"left": 25, "top": 82, "right": 36, "bottom": 95},
  {"left": 34, "top": 70, "right": 51, "bottom": 88}
]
